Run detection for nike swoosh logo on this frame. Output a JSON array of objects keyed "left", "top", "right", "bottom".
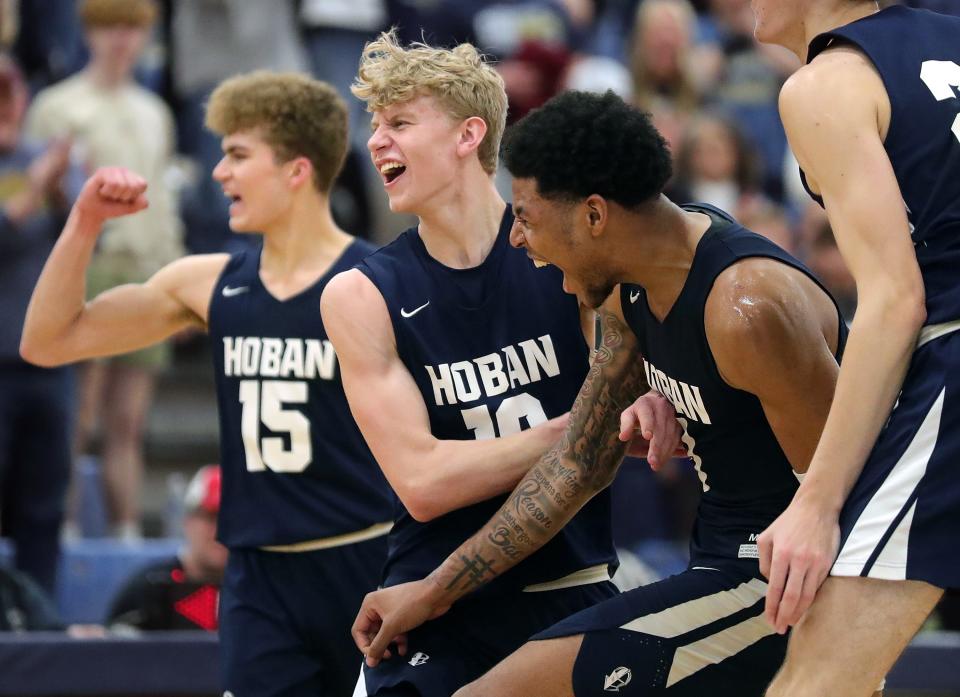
[
  {"left": 629, "top": 290, "right": 640, "bottom": 304},
  {"left": 222, "top": 286, "right": 249, "bottom": 297},
  {"left": 400, "top": 301, "right": 430, "bottom": 318}
]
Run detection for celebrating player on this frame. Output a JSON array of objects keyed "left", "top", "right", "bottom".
[
  {"left": 21, "top": 72, "right": 394, "bottom": 697},
  {"left": 351, "top": 90, "right": 848, "bottom": 697}
]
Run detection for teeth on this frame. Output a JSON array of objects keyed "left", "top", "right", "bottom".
[
  {"left": 533, "top": 259, "right": 549, "bottom": 268},
  {"left": 379, "top": 162, "right": 404, "bottom": 174}
]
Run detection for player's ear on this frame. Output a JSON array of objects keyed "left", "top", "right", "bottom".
[
  {"left": 584, "top": 195, "right": 607, "bottom": 237},
  {"left": 288, "top": 156, "right": 314, "bottom": 189},
  {"left": 457, "top": 116, "right": 488, "bottom": 159}
]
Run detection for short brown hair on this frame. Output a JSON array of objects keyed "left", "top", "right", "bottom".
[
  {"left": 205, "top": 71, "right": 349, "bottom": 193},
  {"left": 79, "top": 0, "right": 157, "bottom": 29},
  {"left": 352, "top": 30, "right": 507, "bottom": 175}
]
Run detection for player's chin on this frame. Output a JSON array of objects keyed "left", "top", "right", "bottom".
[
  {"left": 385, "top": 192, "right": 416, "bottom": 215},
  {"left": 227, "top": 217, "right": 259, "bottom": 234}
]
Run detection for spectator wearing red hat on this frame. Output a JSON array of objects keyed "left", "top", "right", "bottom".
[{"left": 105, "top": 465, "right": 226, "bottom": 631}]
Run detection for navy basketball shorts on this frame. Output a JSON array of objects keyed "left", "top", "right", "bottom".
[
  {"left": 220, "top": 536, "right": 387, "bottom": 697},
  {"left": 533, "top": 566, "right": 786, "bottom": 696},
  {"left": 354, "top": 581, "right": 618, "bottom": 697},
  {"left": 833, "top": 326, "right": 960, "bottom": 589}
]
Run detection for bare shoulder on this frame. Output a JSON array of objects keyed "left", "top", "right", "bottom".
[
  {"left": 320, "top": 268, "right": 396, "bottom": 360},
  {"left": 780, "top": 46, "right": 886, "bottom": 127},
  {"left": 150, "top": 253, "right": 230, "bottom": 324},
  {"left": 321, "top": 268, "right": 386, "bottom": 319},
  {"left": 705, "top": 258, "right": 832, "bottom": 386}
]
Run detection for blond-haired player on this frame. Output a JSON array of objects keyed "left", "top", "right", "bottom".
[
  {"left": 21, "top": 71, "right": 394, "bottom": 697},
  {"left": 321, "top": 32, "right": 679, "bottom": 697}
]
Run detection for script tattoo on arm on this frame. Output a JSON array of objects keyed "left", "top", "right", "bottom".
[{"left": 430, "top": 309, "right": 651, "bottom": 597}]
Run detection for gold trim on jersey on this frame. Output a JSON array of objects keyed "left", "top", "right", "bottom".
[
  {"left": 918, "top": 319, "right": 960, "bottom": 348},
  {"left": 259, "top": 521, "right": 393, "bottom": 553},
  {"left": 522, "top": 563, "right": 612, "bottom": 593}
]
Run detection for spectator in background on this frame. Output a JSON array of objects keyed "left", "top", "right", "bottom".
[
  {"left": 106, "top": 465, "right": 225, "bottom": 631},
  {"left": 0, "top": 565, "right": 64, "bottom": 631},
  {"left": 628, "top": 0, "right": 709, "bottom": 117},
  {"left": 702, "top": 0, "right": 798, "bottom": 199},
  {"left": 25, "top": 0, "right": 184, "bottom": 542},
  {"left": 801, "top": 205, "right": 857, "bottom": 323},
  {"left": 11, "top": 0, "right": 87, "bottom": 94},
  {"left": 0, "top": 53, "right": 83, "bottom": 595},
  {"left": 673, "top": 110, "right": 762, "bottom": 217}
]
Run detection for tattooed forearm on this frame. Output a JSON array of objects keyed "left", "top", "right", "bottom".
[
  {"left": 430, "top": 307, "right": 652, "bottom": 602},
  {"left": 444, "top": 552, "right": 498, "bottom": 593}
]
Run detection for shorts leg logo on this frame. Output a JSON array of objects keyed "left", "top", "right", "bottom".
[
  {"left": 408, "top": 652, "right": 430, "bottom": 667},
  {"left": 604, "top": 666, "right": 632, "bottom": 691}
]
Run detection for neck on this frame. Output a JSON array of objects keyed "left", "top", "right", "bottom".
[
  {"left": 619, "top": 197, "right": 710, "bottom": 320},
  {"left": 260, "top": 192, "right": 349, "bottom": 277},
  {"left": 415, "top": 168, "right": 506, "bottom": 269},
  {"left": 85, "top": 59, "right": 132, "bottom": 89},
  {"left": 791, "top": 1, "right": 878, "bottom": 60}
]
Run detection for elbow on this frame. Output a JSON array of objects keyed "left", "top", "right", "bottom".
[
  {"left": 389, "top": 471, "right": 447, "bottom": 523},
  {"left": 892, "top": 285, "right": 926, "bottom": 335},
  {"left": 397, "top": 486, "right": 445, "bottom": 523},
  {"left": 863, "top": 279, "right": 926, "bottom": 335},
  {"left": 19, "top": 337, "right": 65, "bottom": 368}
]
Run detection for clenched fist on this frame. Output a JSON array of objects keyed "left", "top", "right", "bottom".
[{"left": 74, "top": 167, "right": 149, "bottom": 224}]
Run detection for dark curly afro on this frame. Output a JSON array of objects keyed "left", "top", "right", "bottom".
[{"left": 502, "top": 90, "right": 672, "bottom": 208}]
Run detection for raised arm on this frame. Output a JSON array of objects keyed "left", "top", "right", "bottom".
[
  {"left": 351, "top": 293, "right": 664, "bottom": 663},
  {"left": 19, "top": 168, "right": 227, "bottom": 366},
  {"left": 757, "top": 50, "right": 926, "bottom": 633},
  {"left": 321, "top": 268, "right": 570, "bottom": 523}
]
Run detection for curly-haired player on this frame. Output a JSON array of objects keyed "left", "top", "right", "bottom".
[
  {"left": 21, "top": 71, "right": 394, "bottom": 697},
  {"left": 352, "top": 90, "right": 850, "bottom": 697}
]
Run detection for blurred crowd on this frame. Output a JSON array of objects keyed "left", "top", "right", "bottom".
[{"left": 0, "top": 0, "right": 958, "bottom": 629}]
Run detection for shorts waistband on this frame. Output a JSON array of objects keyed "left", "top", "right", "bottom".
[
  {"left": 918, "top": 319, "right": 960, "bottom": 348},
  {"left": 522, "top": 563, "right": 612, "bottom": 593},
  {"left": 259, "top": 521, "right": 393, "bottom": 553}
]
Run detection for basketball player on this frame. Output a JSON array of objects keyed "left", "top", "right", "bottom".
[
  {"left": 350, "top": 90, "right": 848, "bottom": 697},
  {"left": 746, "top": 2, "right": 960, "bottom": 695},
  {"left": 321, "top": 34, "right": 679, "bottom": 697},
  {"left": 20, "top": 72, "right": 394, "bottom": 697}
]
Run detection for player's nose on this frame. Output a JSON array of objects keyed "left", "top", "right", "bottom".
[
  {"left": 212, "top": 156, "right": 229, "bottom": 182},
  {"left": 367, "top": 126, "right": 389, "bottom": 153},
  {"left": 509, "top": 220, "right": 525, "bottom": 248}
]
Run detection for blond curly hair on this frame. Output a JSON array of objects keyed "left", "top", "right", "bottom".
[
  {"left": 206, "top": 71, "right": 348, "bottom": 193},
  {"left": 352, "top": 30, "right": 507, "bottom": 174}
]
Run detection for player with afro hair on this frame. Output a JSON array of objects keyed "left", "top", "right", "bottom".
[{"left": 502, "top": 90, "right": 673, "bottom": 208}]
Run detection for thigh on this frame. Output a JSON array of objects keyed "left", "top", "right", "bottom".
[
  {"left": 220, "top": 550, "right": 324, "bottom": 697},
  {"left": 298, "top": 539, "right": 388, "bottom": 697},
  {"left": 772, "top": 576, "right": 942, "bottom": 697},
  {"left": 358, "top": 583, "right": 617, "bottom": 697},
  {"left": 456, "top": 636, "right": 582, "bottom": 697},
  {"left": 543, "top": 567, "right": 785, "bottom": 697}
]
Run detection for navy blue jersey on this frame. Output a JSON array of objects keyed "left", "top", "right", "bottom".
[
  {"left": 357, "top": 207, "right": 617, "bottom": 595},
  {"left": 621, "top": 205, "right": 847, "bottom": 569},
  {"left": 803, "top": 5, "right": 960, "bottom": 324},
  {"left": 209, "top": 240, "right": 395, "bottom": 548}
]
